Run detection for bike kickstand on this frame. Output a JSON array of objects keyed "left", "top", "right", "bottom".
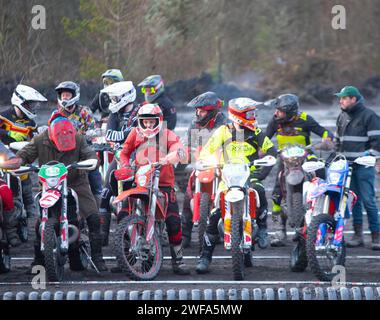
[{"left": 80, "top": 246, "right": 100, "bottom": 274}]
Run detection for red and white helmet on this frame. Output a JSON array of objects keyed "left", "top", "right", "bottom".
[{"left": 137, "top": 103, "right": 163, "bottom": 138}]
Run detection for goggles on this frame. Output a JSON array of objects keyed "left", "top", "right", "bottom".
[{"left": 141, "top": 86, "right": 156, "bottom": 94}]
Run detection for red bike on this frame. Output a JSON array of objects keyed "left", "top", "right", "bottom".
[
  {"left": 112, "top": 161, "right": 168, "bottom": 280},
  {"left": 191, "top": 157, "right": 221, "bottom": 252}
]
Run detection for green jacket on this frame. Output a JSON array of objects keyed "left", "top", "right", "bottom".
[{"left": 16, "top": 130, "right": 99, "bottom": 218}]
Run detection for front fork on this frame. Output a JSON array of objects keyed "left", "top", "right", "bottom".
[
  {"left": 146, "top": 169, "right": 160, "bottom": 242},
  {"left": 315, "top": 192, "right": 347, "bottom": 248},
  {"left": 223, "top": 192, "right": 252, "bottom": 250},
  {"left": 192, "top": 177, "right": 201, "bottom": 223},
  {"left": 40, "top": 181, "right": 69, "bottom": 253}
]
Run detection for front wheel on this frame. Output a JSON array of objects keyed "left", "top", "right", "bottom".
[
  {"left": 306, "top": 213, "right": 346, "bottom": 281},
  {"left": 44, "top": 219, "right": 66, "bottom": 281},
  {"left": 198, "top": 193, "right": 211, "bottom": 254},
  {"left": 286, "top": 184, "right": 304, "bottom": 229},
  {"left": 114, "top": 214, "right": 163, "bottom": 280},
  {"left": 231, "top": 200, "right": 244, "bottom": 280}
]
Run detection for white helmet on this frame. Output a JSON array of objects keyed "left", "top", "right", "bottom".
[
  {"left": 11, "top": 84, "right": 47, "bottom": 120},
  {"left": 100, "top": 81, "right": 136, "bottom": 113}
]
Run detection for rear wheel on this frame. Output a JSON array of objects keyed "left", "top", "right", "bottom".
[
  {"left": 231, "top": 200, "right": 244, "bottom": 280},
  {"left": 44, "top": 219, "right": 66, "bottom": 281},
  {"left": 306, "top": 213, "right": 346, "bottom": 281},
  {"left": 198, "top": 193, "right": 211, "bottom": 254},
  {"left": 114, "top": 214, "right": 163, "bottom": 280}
]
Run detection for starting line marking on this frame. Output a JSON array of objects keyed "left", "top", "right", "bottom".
[
  {"left": 11, "top": 255, "right": 380, "bottom": 261},
  {"left": 1, "top": 280, "right": 380, "bottom": 286}
]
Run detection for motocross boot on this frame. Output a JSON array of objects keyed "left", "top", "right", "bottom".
[
  {"left": 270, "top": 200, "right": 287, "bottom": 247},
  {"left": 371, "top": 232, "right": 380, "bottom": 251},
  {"left": 196, "top": 233, "right": 217, "bottom": 274},
  {"left": 99, "top": 208, "right": 111, "bottom": 247},
  {"left": 89, "top": 232, "right": 108, "bottom": 272},
  {"left": 244, "top": 250, "right": 253, "bottom": 267},
  {"left": 3, "top": 208, "right": 21, "bottom": 247},
  {"left": 170, "top": 244, "right": 190, "bottom": 275},
  {"left": 256, "top": 209, "right": 269, "bottom": 249},
  {"left": 346, "top": 224, "right": 364, "bottom": 247},
  {"left": 181, "top": 194, "right": 193, "bottom": 248}
]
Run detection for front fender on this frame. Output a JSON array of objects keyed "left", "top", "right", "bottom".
[
  {"left": 225, "top": 188, "right": 245, "bottom": 203},
  {"left": 39, "top": 189, "right": 61, "bottom": 208},
  {"left": 286, "top": 169, "right": 304, "bottom": 186}
]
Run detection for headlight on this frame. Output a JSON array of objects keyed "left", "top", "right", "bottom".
[
  {"left": 46, "top": 177, "right": 59, "bottom": 188},
  {"left": 222, "top": 163, "right": 250, "bottom": 187},
  {"left": 138, "top": 175, "right": 147, "bottom": 187}
]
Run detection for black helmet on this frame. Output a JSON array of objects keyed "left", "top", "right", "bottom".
[
  {"left": 187, "top": 91, "right": 223, "bottom": 127},
  {"left": 274, "top": 94, "right": 299, "bottom": 123},
  {"left": 138, "top": 75, "right": 164, "bottom": 103}
]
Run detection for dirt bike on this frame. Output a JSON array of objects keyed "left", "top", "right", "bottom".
[
  {"left": 112, "top": 160, "right": 174, "bottom": 281},
  {"left": 302, "top": 153, "right": 376, "bottom": 281},
  {"left": 215, "top": 155, "right": 276, "bottom": 280},
  {"left": 0, "top": 189, "right": 11, "bottom": 273},
  {"left": 191, "top": 156, "right": 221, "bottom": 252},
  {"left": 88, "top": 126, "right": 113, "bottom": 184},
  {"left": 278, "top": 143, "right": 319, "bottom": 272},
  {"left": 11, "top": 158, "right": 99, "bottom": 281},
  {"left": 2, "top": 142, "right": 32, "bottom": 243}
]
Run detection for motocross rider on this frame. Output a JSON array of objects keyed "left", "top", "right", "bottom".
[
  {"left": 0, "top": 84, "right": 48, "bottom": 219},
  {"left": 266, "top": 94, "right": 333, "bottom": 247},
  {"left": 119, "top": 103, "right": 191, "bottom": 275},
  {"left": 196, "top": 97, "right": 277, "bottom": 274},
  {"left": 138, "top": 75, "right": 177, "bottom": 130},
  {"left": 90, "top": 69, "right": 124, "bottom": 120},
  {"left": 181, "top": 91, "right": 227, "bottom": 248},
  {"left": 53, "top": 81, "right": 103, "bottom": 207},
  {"left": 16, "top": 112, "right": 107, "bottom": 272},
  {"left": 97, "top": 81, "right": 139, "bottom": 247},
  {"left": 0, "top": 142, "right": 23, "bottom": 247}
]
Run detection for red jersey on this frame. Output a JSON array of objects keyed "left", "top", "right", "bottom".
[{"left": 120, "top": 127, "right": 188, "bottom": 187}]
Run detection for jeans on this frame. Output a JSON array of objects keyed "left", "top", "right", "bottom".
[
  {"left": 350, "top": 165, "right": 380, "bottom": 232},
  {"left": 88, "top": 169, "right": 103, "bottom": 196}
]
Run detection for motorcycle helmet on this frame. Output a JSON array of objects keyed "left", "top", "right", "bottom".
[
  {"left": 137, "top": 103, "right": 163, "bottom": 138},
  {"left": 11, "top": 84, "right": 47, "bottom": 120},
  {"left": 100, "top": 81, "right": 136, "bottom": 114},
  {"left": 55, "top": 81, "right": 80, "bottom": 113},
  {"left": 138, "top": 75, "right": 164, "bottom": 103},
  {"left": 187, "top": 91, "right": 223, "bottom": 127}
]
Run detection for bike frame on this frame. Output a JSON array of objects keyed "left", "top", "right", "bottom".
[{"left": 113, "top": 163, "right": 168, "bottom": 243}]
